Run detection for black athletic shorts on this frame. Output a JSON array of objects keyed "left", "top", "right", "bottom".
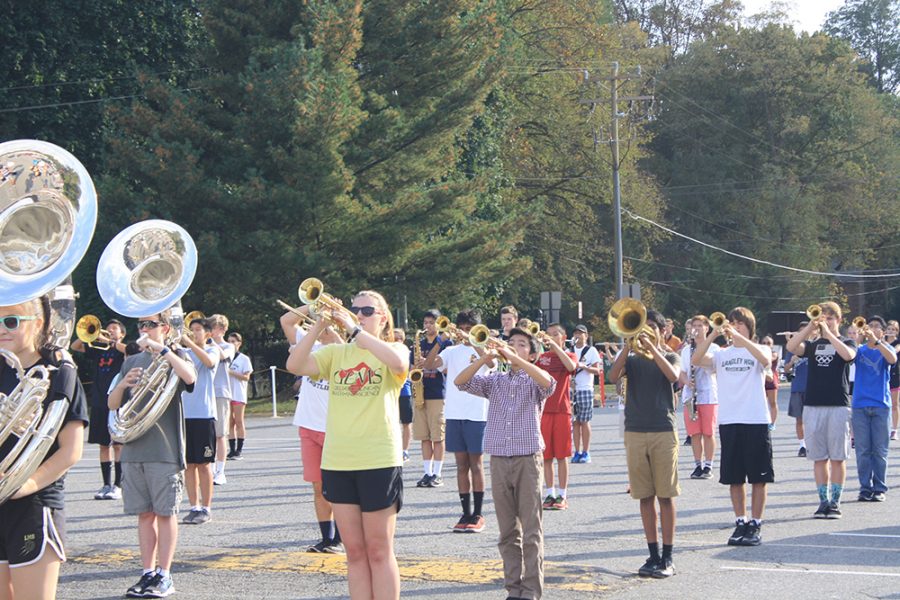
[
  {"left": 88, "top": 403, "right": 114, "bottom": 446},
  {"left": 398, "top": 395, "right": 413, "bottom": 425},
  {"left": 0, "top": 497, "right": 65, "bottom": 566},
  {"left": 321, "top": 467, "right": 403, "bottom": 513},
  {"left": 185, "top": 418, "right": 217, "bottom": 464},
  {"left": 719, "top": 423, "right": 775, "bottom": 485}
]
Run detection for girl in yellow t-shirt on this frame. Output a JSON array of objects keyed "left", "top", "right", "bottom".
[{"left": 286, "top": 290, "right": 407, "bottom": 600}]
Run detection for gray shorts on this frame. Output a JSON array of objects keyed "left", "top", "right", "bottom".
[
  {"left": 788, "top": 392, "right": 804, "bottom": 418},
  {"left": 122, "top": 462, "right": 184, "bottom": 516},
  {"left": 215, "top": 397, "right": 230, "bottom": 437},
  {"left": 803, "top": 405, "right": 851, "bottom": 461}
]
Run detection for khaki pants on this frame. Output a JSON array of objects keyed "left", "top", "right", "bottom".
[{"left": 490, "top": 453, "right": 544, "bottom": 599}]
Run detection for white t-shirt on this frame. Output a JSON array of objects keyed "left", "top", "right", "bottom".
[
  {"left": 291, "top": 329, "right": 330, "bottom": 432},
  {"left": 680, "top": 343, "right": 719, "bottom": 405},
  {"left": 213, "top": 340, "right": 236, "bottom": 399},
  {"left": 571, "top": 344, "right": 602, "bottom": 391},
  {"left": 712, "top": 345, "right": 770, "bottom": 425},
  {"left": 182, "top": 345, "right": 221, "bottom": 419},
  {"left": 229, "top": 352, "right": 253, "bottom": 404},
  {"left": 438, "top": 345, "right": 490, "bottom": 421}
]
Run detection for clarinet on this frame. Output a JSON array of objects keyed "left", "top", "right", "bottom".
[{"left": 689, "top": 337, "right": 699, "bottom": 421}]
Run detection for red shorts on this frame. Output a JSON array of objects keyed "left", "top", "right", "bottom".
[
  {"left": 684, "top": 404, "right": 718, "bottom": 437},
  {"left": 299, "top": 427, "right": 326, "bottom": 483},
  {"left": 541, "top": 412, "right": 572, "bottom": 460}
]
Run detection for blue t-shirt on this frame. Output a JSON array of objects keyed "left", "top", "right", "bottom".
[
  {"left": 852, "top": 344, "right": 893, "bottom": 408},
  {"left": 789, "top": 354, "right": 808, "bottom": 393},
  {"left": 182, "top": 346, "right": 220, "bottom": 419},
  {"left": 417, "top": 336, "right": 453, "bottom": 400},
  {"left": 399, "top": 378, "right": 412, "bottom": 398}
]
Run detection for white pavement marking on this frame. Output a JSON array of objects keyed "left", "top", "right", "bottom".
[
  {"left": 721, "top": 566, "right": 900, "bottom": 578},
  {"left": 767, "top": 542, "right": 900, "bottom": 552},
  {"left": 828, "top": 532, "right": 900, "bottom": 539}
]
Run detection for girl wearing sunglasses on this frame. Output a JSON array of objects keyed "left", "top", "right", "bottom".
[
  {"left": 287, "top": 290, "right": 407, "bottom": 600},
  {"left": 0, "top": 297, "right": 89, "bottom": 600}
]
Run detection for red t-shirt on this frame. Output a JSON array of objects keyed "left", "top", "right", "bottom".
[{"left": 536, "top": 350, "right": 576, "bottom": 414}]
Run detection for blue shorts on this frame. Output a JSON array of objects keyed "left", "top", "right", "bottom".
[
  {"left": 399, "top": 395, "right": 413, "bottom": 424},
  {"left": 445, "top": 419, "right": 486, "bottom": 454}
]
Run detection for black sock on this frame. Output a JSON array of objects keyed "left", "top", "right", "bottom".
[
  {"left": 229, "top": 438, "right": 236, "bottom": 454},
  {"left": 237, "top": 438, "right": 244, "bottom": 453},
  {"left": 460, "top": 493, "right": 472, "bottom": 517},
  {"left": 662, "top": 544, "right": 673, "bottom": 560},
  {"left": 332, "top": 521, "right": 341, "bottom": 544},
  {"left": 473, "top": 491, "right": 484, "bottom": 516},
  {"left": 114, "top": 461, "right": 123, "bottom": 487},
  {"left": 648, "top": 542, "right": 660, "bottom": 560},
  {"left": 100, "top": 461, "right": 112, "bottom": 487},
  {"left": 318, "top": 521, "right": 333, "bottom": 543}
]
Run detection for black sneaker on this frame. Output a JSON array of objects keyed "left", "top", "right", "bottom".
[
  {"left": 322, "top": 541, "right": 345, "bottom": 554},
  {"left": 872, "top": 492, "right": 886, "bottom": 502},
  {"left": 142, "top": 573, "right": 175, "bottom": 598},
  {"left": 727, "top": 520, "right": 748, "bottom": 546},
  {"left": 651, "top": 556, "right": 675, "bottom": 578},
  {"left": 638, "top": 556, "right": 660, "bottom": 577},
  {"left": 427, "top": 475, "right": 443, "bottom": 487},
  {"left": 740, "top": 521, "right": 761, "bottom": 546},
  {"left": 700, "top": 466, "right": 713, "bottom": 479},
  {"left": 306, "top": 539, "right": 330, "bottom": 553},
  {"left": 689, "top": 465, "right": 704, "bottom": 479},
  {"left": 226, "top": 449, "right": 235, "bottom": 460},
  {"left": 858, "top": 491, "right": 874, "bottom": 502},
  {"left": 126, "top": 572, "right": 156, "bottom": 598},
  {"left": 826, "top": 502, "right": 842, "bottom": 519},
  {"left": 230, "top": 451, "right": 243, "bottom": 461},
  {"left": 683, "top": 435, "right": 692, "bottom": 446},
  {"left": 416, "top": 474, "right": 431, "bottom": 487},
  {"left": 813, "top": 501, "right": 830, "bottom": 519},
  {"left": 798, "top": 447, "right": 807, "bottom": 457}
]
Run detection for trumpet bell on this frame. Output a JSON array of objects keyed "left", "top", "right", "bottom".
[
  {"left": 76, "top": 314, "right": 109, "bottom": 350},
  {"left": 299, "top": 278, "right": 324, "bottom": 305},
  {"left": 852, "top": 316, "right": 867, "bottom": 330},
  {"left": 807, "top": 304, "right": 822, "bottom": 320},
  {"left": 709, "top": 312, "right": 728, "bottom": 329},
  {"left": 468, "top": 324, "right": 492, "bottom": 347},
  {"left": 608, "top": 298, "right": 646, "bottom": 338}
]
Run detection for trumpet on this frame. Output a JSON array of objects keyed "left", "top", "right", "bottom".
[
  {"left": 468, "top": 324, "right": 515, "bottom": 356},
  {"left": 435, "top": 316, "right": 469, "bottom": 344},
  {"left": 807, "top": 304, "right": 823, "bottom": 320},
  {"left": 297, "top": 277, "right": 359, "bottom": 336},
  {"left": 183, "top": 310, "right": 206, "bottom": 339},
  {"left": 852, "top": 315, "right": 867, "bottom": 330},
  {"left": 709, "top": 311, "right": 733, "bottom": 345},
  {"left": 76, "top": 315, "right": 111, "bottom": 350},
  {"left": 607, "top": 298, "right": 658, "bottom": 360}
]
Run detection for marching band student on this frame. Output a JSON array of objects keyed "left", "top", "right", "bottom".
[
  {"left": 226, "top": 333, "right": 252, "bottom": 461},
  {"left": 455, "top": 328, "right": 555, "bottom": 600},
  {"left": 851, "top": 316, "right": 896, "bottom": 502},
  {"left": 664, "top": 319, "right": 682, "bottom": 353},
  {"left": 885, "top": 320, "right": 900, "bottom": 440},
  {"left": 109, "top": 312, "right": 196, "bottom": 598},
  {"left": 286, "top": 291, "right": 406, "bottom": 600},
  {"left": 424, "top": 310, "right": 491, "bottom": 533},
  {"left": 678, "top": 316, "right": 718, "bottom": 480},
  {"left": 536, "top": 324, "right": 577, "bottom": 510},
  {"left": 570, "top": 325, "right": 602, "bottom": 464},
  {"left": 498, "top": 306, "right": 518, "bottom": 342},
  {"left": 393, "top": 328, "right": 413, "bottom": 462},
  {"left": 784, "top": 323, "right": 811, "bottom": 457},
  {"left": 412, "top": 310, "right": 452, "bottom": 488},
  {"left": 0, "top": 297, "right": 88, "bottom": 600},
  {"left": 785, "top": 302, "right": 856, "bottom": 519},
  {"left": 761, "top": 336, "right": 780, "bottom": 425},
  {"left": 208, "top": 315, "right": 235, "bottom": 486},
  {"left": 178, "top": 318, "right": 221, "bottom": 526},
  {"left": 693, "top": 307, "right": 773, "bottom": 547},
  {"left": 282, "top": 306, "right": 344, "bottom": 554},
  {"left": 71, "top": 318, "right": 127, "bottom": 500},
  {"left": 609, "top": 310, "right": 680, "bottom": 578}
]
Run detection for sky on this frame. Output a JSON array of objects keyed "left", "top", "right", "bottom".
[{"left": 739, "top": 0, "right": 847, "bottom": 33}]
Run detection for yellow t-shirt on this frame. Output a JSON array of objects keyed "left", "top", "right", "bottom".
[{"left": 312, "top": 342, "right": 406, "bottom": 471}]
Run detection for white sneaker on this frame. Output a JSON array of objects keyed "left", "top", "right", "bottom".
[
  {"left": 94, "top": 484, "right": 111, "bottom": 500},
  {"left": 104, "top": 485, "right": 122, "bottom": 500},
  {"left": 213, "top": 472, "right": 227, "bottom": 486}
]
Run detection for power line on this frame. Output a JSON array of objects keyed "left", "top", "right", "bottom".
[
  {"left": 0, "top": 67, "right": 211, "bottom": 93},
  {"left": 0, "top": 88, "right": 203, "bottom": 114},
  {"left": 644, "top": 278, "right": 900, "bottom": 301}
]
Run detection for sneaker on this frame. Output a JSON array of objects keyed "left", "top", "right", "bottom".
[
  {"left": 651, "top": 556, "right": 675, "bottom": 578},
  {"left": 683, "top": 435, "right": 692, "bottom": 446},
  {"left": 858, "top": 491, "right": 874, "bottom": 502},
  {"left": 552, "top": 496, "right": 568, "bottom": 510},
  {"left": 307, "top": 539, "right": 330, "bottom": 553},
  {"left": 727, "top": 520, "right": 748, "bottom": 546},
  {"left": 891, "top": 430, "right": 897, "bottom": 441},
  {"left": 571, "top": 452, "right": 583, "bottom": 464},
  {"left": 798, "top": 447, "right": 807, "bottom": 457},
  {"left": 229, "top": 451, "right": 243, "bottom": 461},
  {"left": 213, "top": 472, "right": 227, "bottom": 486},
  {"left": 466, "top": 514, "right": 486, "bottom": 533},
  {"left": 453, "top": 515, "right": 471, "bottom": 532},
  {"left": 872, "top": 492, "right": 886, "bottom": 502},
  {"left": 182, "top": 509, "right": 200, "bottom": 525},
  {"left": 226, "top": 449, "right": 236, "bottom": 459},
  {"left": 813, "top": 501, "right": 830, "bottom": 519},
  {"left": 542, "top": 494, "right": 557, "bottom": 510},
  {"left": 402, "top": 450, "right": 410, "bottom": 462},
  {"left": 690, "top": 465, "right": 704, "bottom": 479},
  {"left": 192, "top": 509, "right": 211, "bottom": 524},
  {"left": 104, "top": 485, "right": 122, "bottom": 500},
  {"left": 826, "top": 502, "right": 842, "bottom": 519},
  {"left": 851, "top": 438, "right": 855, "bottom": 449},
  {"left": 740, "top": 521, "right": 762, "bottom": 546},
  {"left": 322, "top": 541, "right": 345, "bottom": 554},
  {"left": 638, "top": 556, "right": 660, "bottom": 577},
  {"left": 416, "top": 474, "right": 431, "bottom": 488},
  {"left": 126, "top": 572, "right": 156, "bottom": 598},
  {"left": 700, "top": 466, "right": 713, "bottom": 479},
  {"left": 94, "top": 484, "right": 111, "bottom": 500},
  {"left": 142, "top": 573, "right": 175, "bottom": 598},
  {"left": 582, "top": 452, "right": 592, "bottom": 464},
  {"left": 427, "top": 475, "right": 443, "bottom": 487}
]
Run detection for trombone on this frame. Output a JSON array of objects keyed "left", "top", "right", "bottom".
[
  {"left": 76, "top": 315, "right": 111, "bottom": 350},
  {"left": 607, "top": 298, "right": 658, "bottom": 360}
]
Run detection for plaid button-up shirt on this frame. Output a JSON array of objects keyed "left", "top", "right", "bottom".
[{"left": 458, "top": 368, "right": 555, "bottom": 456}]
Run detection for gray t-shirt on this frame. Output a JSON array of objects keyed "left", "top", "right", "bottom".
[
  {"left": 213, "top": 340, "right": 235, "bottom": 399},
  {"left": 117, "top": 350, "right": 191, "bottom": 467},
  {"left": 182, "top": 346, "right": 219, "bottom": 420},
  {"left": 623, "top": 351, "right": 680, "bottom": 432}
]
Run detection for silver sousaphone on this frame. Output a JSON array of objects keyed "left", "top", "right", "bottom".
[
  {"left": 0, "top": 140, "right": 97, "bottom": 505},
  {"left": 97, "top": 220, "right": 197, "bottom": 443}
]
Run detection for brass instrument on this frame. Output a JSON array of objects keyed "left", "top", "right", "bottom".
[
  {"left": 709, "top": 311, "right": 732, "bottom": 345},
  {"left": 435, "top": 316, "right": 469, "bottom": 344},
  {"left": 0, "top": 140, "right": 97, "bottom": 505},
  {"left": 76, "top": 315, "right": 111, "bottom": 350},
  {"left": 183, "top": 310, "right": 206, "bottom": 339},
  {"left": 689, "top": 337, "right": 698, "bottom": 421},
  {"left": 97, "top": 220, "right": 197, "bottom": 444},
  {"left": 275, "top": 299, "right": 318, "bottom": 335},
  {"left": 298, "top": 277, "right": 359, "bottom": 336},
  {"left": 607, "top": 298, "right": 658, "bottom": 360},
  {"left": 411, "top": 330, "right": 425, "bottom": 408},
  {"left": 807, "top": 304, "right": 824, "bottom": 337}
]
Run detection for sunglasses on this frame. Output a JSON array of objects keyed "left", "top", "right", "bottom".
[
  {"left": 349, "top": 306, "right": 378, "bottom": 317},
  {"left": 138, "top": 320, "right": 162, "bottom": 330},
  {"left": 0, "top": 315, "right": 37, "bottom": 331}
]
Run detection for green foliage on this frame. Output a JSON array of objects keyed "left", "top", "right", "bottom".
[{"left": 825, "top": 0, "right": 900, "bottom": 94}]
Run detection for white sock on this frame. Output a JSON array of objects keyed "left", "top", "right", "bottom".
[
  {"left": 191, "top": 505, "right": 200, "bottom": 512},
  {"left": 215, "top": 460, "right": 225, "bottom": 475},
  {"left": 546, "top": 487, "right": 556, "bottom": 497},
  {"left": 704, "top": 460, "right": 714, "bottom": 469},
  {"left": 433, "top": 460, "right": 443, "bottom": 476},
  {"left": 423, "top": 460, "right": 433, "bottom": 476},
  {"left": 560, "top": 488, "right": 567, "bottom": 499},
  {"left": 201, "top": 506, "right": 210, "bottom": 513},
  {"left": 143, "top": 568, "right": 154, "bottom": 576},
  {"left": 157, "top": 568, "right": 170, "bottom": 578},
  {"left": 799, "top": 439, "right": 805, "bottom": 448}
]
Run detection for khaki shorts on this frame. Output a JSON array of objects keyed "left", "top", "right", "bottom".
[
  {"left": 413, "top": 399, "right": 445, "bottom": 442},
  {"left": 122, "top": 462, "right": 183, "bottom": 516},
  {"left": 215, "top": 396, "right": 230, "bottom": 437},
  {"left": 624, "top": 430, "right": 680, "bottom": 500},
  {"left": 803, "top": 405, "right": 851, "bottom": 461}
]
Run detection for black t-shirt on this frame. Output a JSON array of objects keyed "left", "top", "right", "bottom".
[
  {"left": 0, "top": 355, "right": 89, "bottom": 510},
  {"left": 888, "top": 339, "right": 900, "bottom": 389},
  {"left": 623, "top": 351, "right": 681, "bottom": 432},
  {"left": 85, "top": 346, "right": 125, "bottom": 408},
  {"left": 802, "top": 337, "right": 856, "bottom": 407}
]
